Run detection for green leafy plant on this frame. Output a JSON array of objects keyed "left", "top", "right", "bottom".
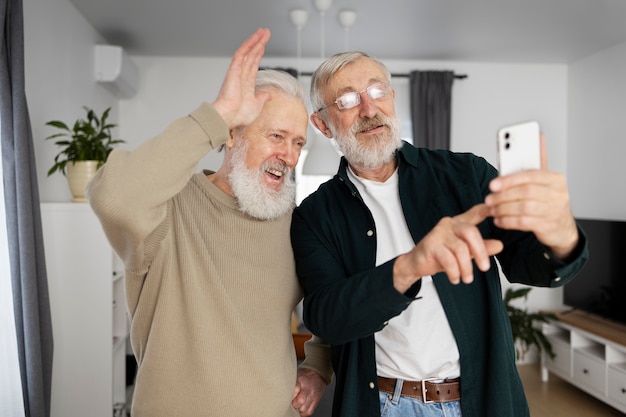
[
  {"left": 45, "top": 106, "right": 125, "bottom": 176},
  {"left": 505, "top": 287, "right": 557, "bottom": 361}
]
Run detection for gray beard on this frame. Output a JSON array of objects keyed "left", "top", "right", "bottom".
[
  {"left": 228, "top": 142, "right": 296, "bottom": 221},
  {"left": 331, "top": 114, "right": 403, "bottom": 170}
]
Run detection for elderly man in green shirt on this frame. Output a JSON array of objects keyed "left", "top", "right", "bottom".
[{"left": 291, "top": 51, "right": 587, "bottom": 417}]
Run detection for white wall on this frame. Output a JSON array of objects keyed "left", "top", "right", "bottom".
[
  {"left": 568, "top": 41, "right": 626, "bottom": 221},
  {"left": 24, "top": 0, "right": 119, "bottom": 202}
]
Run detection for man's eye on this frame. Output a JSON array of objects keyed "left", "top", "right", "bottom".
[
  {"left": 338, "top": 93, "right": 358, "bottom": 108},
  {"left": 370, "top": 88, "right": 386, "bottom": 99}
]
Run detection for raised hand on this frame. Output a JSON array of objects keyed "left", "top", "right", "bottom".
[{"left": 212, "top": 28, "right": 272, "bottom": 130}]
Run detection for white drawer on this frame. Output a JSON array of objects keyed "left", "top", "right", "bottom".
[
  {"left": 573, "top": 351, "right": 606, "bottom": 395},
  {"left": 608, "top": 367, "right": 626, "bottom": 407}
]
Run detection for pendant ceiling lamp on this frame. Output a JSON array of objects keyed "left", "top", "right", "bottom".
[
  {"left": 288, "top": 0, "right": 359, "bottom": 175},
  {"left": 338, "top": 9, "right": 357, "bottom": 51},
  {"left": 289, "top": 0, "right": 358, "bottom": 60}
]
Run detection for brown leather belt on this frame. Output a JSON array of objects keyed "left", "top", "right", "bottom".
[{"left": 378, "top": 376, "right": 461, "bottom": 403}]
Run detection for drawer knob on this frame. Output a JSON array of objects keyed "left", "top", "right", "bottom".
[
  {"left": 583, "top": 369, "right": 589, "bottom": 374},
  {"left": 622, "top": 388, "right": 626, "bottom": 394}
]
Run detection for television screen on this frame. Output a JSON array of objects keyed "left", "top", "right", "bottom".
[{"left": 563, "top": 218, "right": 626, "bottom": 325}]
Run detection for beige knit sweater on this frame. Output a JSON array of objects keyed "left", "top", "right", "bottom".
[{"left": 87, "top": 103, "right": 332, "bottom": 417}]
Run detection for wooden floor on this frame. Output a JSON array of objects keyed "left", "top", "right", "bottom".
[{"left": 518, "top": 364, "right": 624, "bottom": 417}]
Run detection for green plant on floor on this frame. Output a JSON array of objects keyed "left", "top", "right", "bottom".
[
  {"left": 505, "top": 287, "right": 557, "bottom": 361},
  {"left": 45, "top": 106, "right": 125, "bottom": 176}
]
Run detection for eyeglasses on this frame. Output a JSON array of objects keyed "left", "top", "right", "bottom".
[{"left": 318, "top": 82, "right": 392, "bottom": 112}]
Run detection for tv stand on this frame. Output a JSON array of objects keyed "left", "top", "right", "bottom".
[{"left": 541, "top": 309, "right": 626, "bottom": 414}]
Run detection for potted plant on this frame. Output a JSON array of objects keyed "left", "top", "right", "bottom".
[
  {"left": 45, "top": 106, "right": 124, "bottom": 202},
  {"left": 504, "top": 287, "right": 557, "bottom": 361}
]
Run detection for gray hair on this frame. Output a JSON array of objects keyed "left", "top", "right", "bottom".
[
  {"left": 310, "top": 51, "right": 391, "bottom": 112},
  {"left": 256, "top": 69, "right": 306, "bottom": 103}
]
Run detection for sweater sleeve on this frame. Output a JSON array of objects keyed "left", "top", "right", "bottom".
[
  {"left": 86, "top": 103, "right": 229, "bottom": 274},
  {"left": 299, "top": 335, "right": 334, "bottom": 384}
]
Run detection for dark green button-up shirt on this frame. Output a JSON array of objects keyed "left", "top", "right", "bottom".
[{"left": 291, "top": 142, "right": 587, "bottom": 417}]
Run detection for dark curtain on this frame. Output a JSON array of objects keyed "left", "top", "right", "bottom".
[
  {"left": 1, "top": 0, "right": 54, "bottom": 416},
  {"left": 409, "top": 70, "right": 454, "bottom": 150}
]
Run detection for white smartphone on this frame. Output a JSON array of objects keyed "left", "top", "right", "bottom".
[{"left": 497, "top": 121, "right": 541, "bottom": 175}]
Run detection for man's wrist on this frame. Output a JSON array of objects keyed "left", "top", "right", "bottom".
[{"left": 393, "top": 254, "right": 420, "bottom": 293}]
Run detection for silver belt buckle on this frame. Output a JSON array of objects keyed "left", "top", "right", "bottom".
[{"left": 421, "top": 377, "right": 439, "bottom": 404}]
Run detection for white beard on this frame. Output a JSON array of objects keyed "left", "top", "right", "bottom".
[
  {"left": 228, "top": 141, "right": 296, "bottom": 221},
  {"left": 331, "top": 113, "right": 403, "bottom": 170}
]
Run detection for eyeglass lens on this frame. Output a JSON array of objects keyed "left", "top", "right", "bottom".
[{"left": 335, "top": 82, "right": 390, "bottom": 110}]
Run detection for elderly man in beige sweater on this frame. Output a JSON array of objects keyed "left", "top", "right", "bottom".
[{"left": 87, "top": 28, "right": 332, "bottom": 417}]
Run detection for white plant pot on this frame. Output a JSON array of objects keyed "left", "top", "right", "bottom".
[
  {"left": 515, "top": 340, "right": 539, "bottom": 365},
  {"left": 66, "top": 161, "right": 99, "bottom": 203}
]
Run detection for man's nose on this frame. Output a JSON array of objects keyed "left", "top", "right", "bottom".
[
  {"left": 358, "top": 92, "right": 378, "bottom": 118},
  {"left": 277, "top": 141, "right": 300, "bottom": 168}
]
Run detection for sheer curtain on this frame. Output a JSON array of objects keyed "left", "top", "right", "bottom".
[
  {"left": 0, "top": 1, "right": 54, "bottom": 417},
  {"left": 409, "top": 70, "right": 455, "bottom": 150}
]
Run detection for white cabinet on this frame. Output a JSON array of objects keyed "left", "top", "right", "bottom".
[
  {"left": 41, "top": 203, "right": 128, "bottom": 417},
  {"left": 541, "top": 310, "right": 626, "bottom": 414},
  {"left": 608, "top": 365, "right": 626, "bottom": 408}
]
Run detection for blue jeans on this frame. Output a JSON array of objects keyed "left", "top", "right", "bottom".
[{"left": 378, "top": 378, "right": 462, "bottom": 417}]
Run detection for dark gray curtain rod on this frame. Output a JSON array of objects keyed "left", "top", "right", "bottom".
[
  {"left": 394, "top": 72, "right": 467, "bottom": 79},
  {"left": 299, "top": 72, "right": 468, "bottom": 79}
]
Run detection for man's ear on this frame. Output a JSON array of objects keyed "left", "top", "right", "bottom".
[
  {"left": 226, "top": 129, "right": 238, "bottom": 148},
  {"left": 310, "top": 113, "right": 333, "bottom": 138}
]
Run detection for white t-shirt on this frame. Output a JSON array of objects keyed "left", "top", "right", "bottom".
[{"left": 347, "top": 167, "right": 460, "bottom": 381}]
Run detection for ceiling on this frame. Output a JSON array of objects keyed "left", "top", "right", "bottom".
[{"left": 69, "top": 0, "right": 626, "bottom": 63}]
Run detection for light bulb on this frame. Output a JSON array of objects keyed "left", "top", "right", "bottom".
[
  {"left": 338, "top": 9, "right": 357, "bottom": 29},
  {"left": 313, "top": 0, "right": 333, "bottom": 13},
  {"left": 289, "top": 9, "right": 308, "bottom": 29}
]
